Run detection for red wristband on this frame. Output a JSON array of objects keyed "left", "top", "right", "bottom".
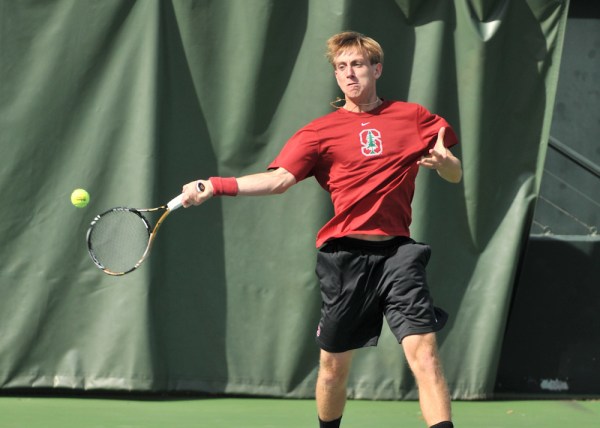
[{"left": 209, "top": 177, "right": 239, "bottom": 196}]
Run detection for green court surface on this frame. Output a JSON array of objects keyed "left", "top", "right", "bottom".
[{"left": 1, "top": 396, "right": 599, "bottom": 427}]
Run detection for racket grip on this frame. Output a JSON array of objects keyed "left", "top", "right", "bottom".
[{"left": 167, "top": 194, "right": 183, "bottom": 211}]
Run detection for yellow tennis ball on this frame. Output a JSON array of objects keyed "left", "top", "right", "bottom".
[{"left": 71, "top": 188, "right": 90, "bottom": 208}]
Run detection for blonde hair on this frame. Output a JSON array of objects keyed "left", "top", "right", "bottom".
[{"left": 326, "top": 31, "right": 384, "bottom": 67}]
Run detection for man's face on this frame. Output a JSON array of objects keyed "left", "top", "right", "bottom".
[{"left": 333, "top": 49, "right": 382, "bottom": 101}]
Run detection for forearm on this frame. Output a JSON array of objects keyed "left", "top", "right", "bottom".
[
  {"left": 181, "top": 167, "right": 296, "bottom": 207},
  {"left": 236, "top": 168, "right": 297, "bottom": 196}
]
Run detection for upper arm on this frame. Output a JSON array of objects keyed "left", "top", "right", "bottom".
[
  {"left": 267, "top": 167, "right": 297, "bottom": 193},
  {"left": 267, "top": 128, "right": 320, "bottom": 182}
]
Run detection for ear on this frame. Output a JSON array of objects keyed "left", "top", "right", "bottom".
[{"left": 374, "top": 63, "right": 383, "bottom": 79}]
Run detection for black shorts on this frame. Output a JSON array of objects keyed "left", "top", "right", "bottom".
[{"left": 315, "top": 237, "right": 448, "bottom": 353}]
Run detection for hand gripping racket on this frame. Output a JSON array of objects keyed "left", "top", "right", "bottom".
[{"left": 86, "top": 194, "right": 184, "bottom": 276}]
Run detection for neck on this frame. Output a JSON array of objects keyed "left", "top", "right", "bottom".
[{"left": 343, "top": 96, "right": 381, "bottom": 113}]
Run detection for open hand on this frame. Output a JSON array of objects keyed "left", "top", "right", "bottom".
[
  {"left": 417, "top": 127, "right": 462, "bottom": 183},
  {"left": 417, "top": 127, "right": 448, "bottom": 170}
]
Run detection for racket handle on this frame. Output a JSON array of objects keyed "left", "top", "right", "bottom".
[{"left": 167, "top": 194, "right": 183, "bottom": 211}]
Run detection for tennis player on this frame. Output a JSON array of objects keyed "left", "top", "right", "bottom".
[{"left": 182, "top": 31, "right": 461, "bottom": 428}]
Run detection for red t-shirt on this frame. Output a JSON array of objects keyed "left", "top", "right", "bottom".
[{"left": 268, "top": 100, "right": 458, "bottom": 247}]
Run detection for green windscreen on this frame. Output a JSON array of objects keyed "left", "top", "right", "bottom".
[{"left": 0, "top": 0, "right": 569, "bottom": 399}]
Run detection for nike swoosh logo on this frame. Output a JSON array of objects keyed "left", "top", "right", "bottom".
[{"left": 361, "top": 122, "right": 370, "bottom": 126}]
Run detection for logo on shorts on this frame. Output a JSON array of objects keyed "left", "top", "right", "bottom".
[
  {"left": 360, "top": 129, "right": 382, "bottom": 156},
  {"left": 316, "top": 324, "right": 321, "bottom": 337}
]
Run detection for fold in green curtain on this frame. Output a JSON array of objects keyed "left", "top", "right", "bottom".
[{"left": 0, "top": 0, "right": 568, "bottom": 399}]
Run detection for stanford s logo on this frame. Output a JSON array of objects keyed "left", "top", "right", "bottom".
[{"left": 360, "top": 129, "right": 383, "bottom": 156}]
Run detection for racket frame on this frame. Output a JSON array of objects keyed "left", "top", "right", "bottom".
[{"left": 86, "top": 194, "right": 183, "bottom": 276}]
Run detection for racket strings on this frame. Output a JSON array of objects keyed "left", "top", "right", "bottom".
[{"left": 88, "top": 209, "right": 151, "bottom": 274}]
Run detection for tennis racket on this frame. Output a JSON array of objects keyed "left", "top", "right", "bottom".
[{"left": 86, "top": 193, "right": 185, "bottom": 276}]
